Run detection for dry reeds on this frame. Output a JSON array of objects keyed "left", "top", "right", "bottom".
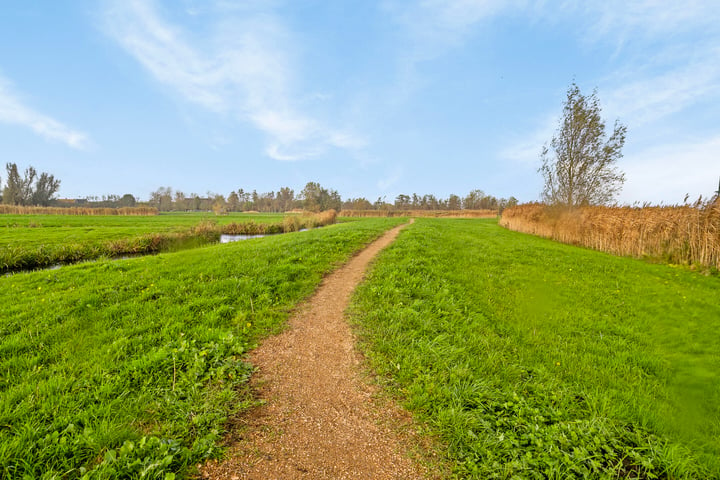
[
  {"left": 0, "top": 205, "right": 158, "bottom": 215},
  {"left": 221, "top": 210, "right": 337, "bottom": 235},
  {"left": 339, "top": 209, "right": 497, "bottom": 218},
  {"left": 499, "top": 200, "right": 720, "bottom": 270}
]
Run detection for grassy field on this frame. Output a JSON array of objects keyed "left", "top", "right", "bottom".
[
  {"left": 0, "top": 217, "right": 404, "bottom": 479},
  {"left": 0, "top": 212, "right": 326, "bottom": 272},
  {"left": 350, "top": 218, "right": 720, "bottom": 479}
]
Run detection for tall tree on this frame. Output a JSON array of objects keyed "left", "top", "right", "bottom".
[
  {"left": 3, "top": 163, "right": 59, "bottom": 206},
  {"left": 226, "top": 191, "right": 240, "bottom": 212},
  {"left": 32, "top": 172, "right": 61, "bottom": 206},
  {"left": 118, "top": 194, "right": 136, "bottom": 207},
  {"left": 539, "top": 83, "right": 626, "bottom": 207},
  {"left": 3, "top": 163, "right": 23, "bottom": 205}
]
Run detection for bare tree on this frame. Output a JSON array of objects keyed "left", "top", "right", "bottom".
[{"left": 539, "top": 83, "right": 626, "bottom": 207}]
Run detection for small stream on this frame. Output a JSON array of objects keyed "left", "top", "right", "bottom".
[
  {"left": 4, "top": 229, "right": 311, "bottom": 275},
  {"left": 219, "top": 233, "right": 268, "bottom": 243}
]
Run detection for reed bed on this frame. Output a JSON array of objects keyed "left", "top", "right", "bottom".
[
  {"left": 222, "top": 209, "right": 337, "bottom": 235},
  {"left": 0, "top": 205, "right": 158, "bottom": 215},
  {"left": 499, "top": 200, "right": 720, "bottom": 270},
  {"left": 339, "top": 209, "right": 497, "bottom": 218}
]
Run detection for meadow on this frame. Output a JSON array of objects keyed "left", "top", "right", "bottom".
[
  {"left": 350, "top": 218, "right": 720, "bottom": 479},
  {"left": 0, "top": 212, "right": 333, "bottom": 272},
  {"left": 0, "top": 217, "right": 404, "bottom": 479}
]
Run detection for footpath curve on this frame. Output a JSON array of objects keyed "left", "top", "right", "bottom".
[{"left": 201, "top": 220, "right": 430, "bottom": 480}]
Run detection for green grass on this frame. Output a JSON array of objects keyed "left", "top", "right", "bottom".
[
  {"left": 0, "top": 213, "right": 312, "bottom": 272},
  {"left": 0, "top": 217, "right": 404, "bottom": 479},
  {"left": 350, "top": 218, "right": 720, "bottom": 479}
]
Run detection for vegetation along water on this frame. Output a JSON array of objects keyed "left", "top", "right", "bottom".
[{"left": 0, "top": 212, "right": 335, "bottom": 273}]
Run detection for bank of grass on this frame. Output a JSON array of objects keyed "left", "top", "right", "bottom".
[
  {"left": 0, "top": 211, "right": 335, "bottom": 272},
  {"left": 0, "top": 217, "right": 404, "bottom": 479},
  {"left": 350, "top": 218, "right": 720, "bottom": 479}
]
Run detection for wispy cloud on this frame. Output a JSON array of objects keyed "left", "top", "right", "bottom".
[
  {"left": 387, "top": 0, "right": 520, "bottom": 57},
  {"left": 103, "top": 0, "right": 363, "bottom": 161},
  {"left": 574, "top": 0, "right": 720, "bottom": 46},
  {"left": 0, "top": 74, "right": 89, "bottom": 149},
  {"left": 603, "top": 53, "right": 720, "bottom": 127}
]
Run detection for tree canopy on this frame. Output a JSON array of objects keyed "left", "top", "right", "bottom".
[
  {"left": 2, "top": 163, "right": 60, "bottom": 206},
  {"left": 539, "top": 83, "right": 626, "bottom": 207}
]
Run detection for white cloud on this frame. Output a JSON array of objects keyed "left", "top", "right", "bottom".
[
  {"left": 601, "top": 47, "right": 720, "bottom": 127},
  {"left": 621, "top": 135, "right": 720, "bottom": 204},
  {"left": 103, "top": 0, "right": 363, "bottom": 161},
  {"left": 0, "top": 75, "right": 89, "bottom": 149},
  {"left": 575, "top": 0, "right": 720, "bottom": 45}
]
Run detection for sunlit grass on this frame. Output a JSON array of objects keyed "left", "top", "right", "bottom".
[
  {"left": 351, "top": 218, "right": 720, "bottom": 479},
  {"left": 0, "top": 218, "right": 403, "bottom": 479}
]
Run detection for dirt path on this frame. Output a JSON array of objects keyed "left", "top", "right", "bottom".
[{"left": 201, "top": 220, "right": 431, "bottom": 480}]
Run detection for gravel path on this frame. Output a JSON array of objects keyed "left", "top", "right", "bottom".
[{"left": 201, "top": 220, "right": 433, "bottom": 480}]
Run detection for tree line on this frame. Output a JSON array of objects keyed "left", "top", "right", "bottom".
[
  {"left": 146, "top": 183, "right": 517, "bottom": 213},
  {"left": 0, "top": 163, "right": 517, "bottom": 214},
  {"left": 1, "top": 163, "right": 61, "bottom": 207}
]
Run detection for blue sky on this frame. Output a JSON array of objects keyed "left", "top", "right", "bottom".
[{"left": 0, "top": 1, "right": 718, "bottom": 204}]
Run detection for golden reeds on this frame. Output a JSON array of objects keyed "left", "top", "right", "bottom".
[
  {"left": 0, "top": 205, "right": 158, "bottom": 215},
  {"left": 220, "top": 210, "right": 338, "bottom": 235},
  {"left": 339, "top": 209, "right": 497, "bottom": 218},
  {"left": 499, "top": 200, "right": 720, "bottom": 270}
]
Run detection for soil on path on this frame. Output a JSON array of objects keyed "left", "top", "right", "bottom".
[{"left": 201, "top": 220, "right": 433, "bottom": 480}]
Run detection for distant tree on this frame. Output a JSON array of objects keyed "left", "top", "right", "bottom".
[
  {"left": 2, "top": 164, "right": 21, "bottom": 205},
  {"left": 343, "top": 197, "right": 373, "bottom": 210},
  {"left": 118, "top": 194, "right": 137, "bottom": 207},
  {"left": 301, "top": 182, "right": 322, "bottom": 212},
  {"left": 463, "top": 190, "right": 484, "bottom": 210},
  {"left": 189, "top": 193, "right": 201, "bottom": 211},
  {"left": 395, "top": 194, "right": 410, "bottom": 209},
  {"left": 539, "top": 83, "right": 626, "bottom": 207},
  {"left": 32, "top": 172, "right": 61, "bottom": 206},
  {"left": 212, "top": 193, "right": 227, "bottom": 215},
  {"left": 277, "top": 187, "right": 295, "bottom": 211},
  {"left": 300, "top": 182, "right": 340, "bottom": 212},
  {"left": 226, "top": 191, "right": 240, "bottom": 212},
  {"left": 173, "top": 191, "right": 187, "bottom": 211},
  {"left": 447, "top": 194, "right": 461, "bottom": 210},
  {"left": 3, "top": 163, "right": 60, "bottom": 206}
]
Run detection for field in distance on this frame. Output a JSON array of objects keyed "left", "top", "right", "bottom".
[
  {"left": 351, "top": 218, "right": 720, "bottom": 479},
  {"left": 0, "top": 212, "right": 288, "bottom": 248},
  {"left": 0, "top": 212, "right": 327, "bottom": 272}
]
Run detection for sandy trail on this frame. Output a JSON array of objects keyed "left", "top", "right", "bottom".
[{"left": 201, "top": 220, "right": 430, "bottom": 480}]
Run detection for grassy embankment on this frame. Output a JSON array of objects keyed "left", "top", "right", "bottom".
[
  {"left": 1, "top": 211, "right": 335, "bottom": 272},
  {"left": 351, "top": 218, "right": 719, "bottom": 479},
  {"left": 0, "top": 217, "right": 404, "bottom": 479}
]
